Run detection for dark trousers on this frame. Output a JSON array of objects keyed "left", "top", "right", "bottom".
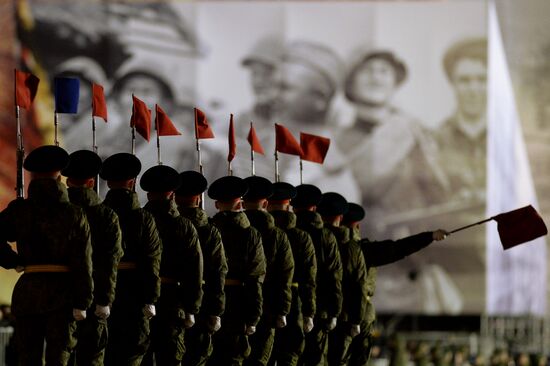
[
  {"left": 182, "top": 317, "right": 214, "bottom": 366},
  {"left": 208, "top": 327, "right": 250, "bottom": 366},
  {"left": 327, "top": 321, "right": 354, "bottom": 366},
  {"left": 300, "top": 318, "right": 331, "bottom": 366},
  {"left": 73, "top": 315, "right": 108, "bottom": 366},
  {"left": 348, "top": 322, "right": 374, "bottom": 366},
  {"left": 104, "top": 306, "right": 150, "bottom": 366},
  {"left": 244, "top": 318, "right": 275, "bottom": 366}
]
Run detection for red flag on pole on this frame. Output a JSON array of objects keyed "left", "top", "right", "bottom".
[
  {"left": 194, "top": 108, "right": 215, "bottom": 139},
  {"left": 247, "top": 123, "right": 265, "bottom": 155},
  {"left": 92, "top": 83, "right": 108, "bottom": 122},
  {"left": 15, "top": 69, "right": 39, "bottom": 110},
  {"left": 300, "top": 132, "right": 330, "bottom": 164},
  {"left": 131, "top": 95, "right": 151, "bottom": 142},
  {"left": 275, "top": 123, "right": 303, "bottom": 156},
  {"left": 155, "top": 104, "right": 181, "bottom": 136},
  {"left": 493, "top": 205, "right": 548, "bottom": 250},
  {"left": 228, "top": 114, "right": 236, "bottom": 162}
]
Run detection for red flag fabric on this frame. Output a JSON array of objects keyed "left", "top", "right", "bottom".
[
  {"left": 275, "top": 123, "right": 303, "bottom": 156},
  {"left": 92, "top": 83, "right": 108, "bottom": 122},
  {"left": 493, "top": 205, "right": 548, "bottom": 250},
  {"left": 131, "top": 95, "right": 151, "bottom": 142},
  {"left": 300, "top": 132, "right": 330, "bottom": 164},
  {"left": 247, "top": 123, "right": 265, "bottom": 155},
  {"left": 15, "top": 69, "right": 39, "bottom": 110},
  {"left": 194, "top": 108, "right": 215, "bottom": 139},
  {"left": 155, "top": 104, "right": 181, "bottom": 136},
  {"left": 228, "top": 114, "right": 236, "bottom": 162}
]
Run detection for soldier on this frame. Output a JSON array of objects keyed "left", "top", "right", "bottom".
[
  {"left": 317, "top": 193, "right": 368, "bottom": 366},
  {"left": 242, "top": 176, "right": 294, "bottom": 366},
  {"left": 267, "top": 182, "right": 317, "bottom": 366},
  {"left": 0, "top": 145, "right": 93, "bottom": 365},
  {"left": 175, "top": 170, "right": 228, "bottom": 366},
  {"left": 292, "top": 184, "right": 343, "bottom": 366},
  {"left": 207, "top": 176, "right": 266, "bottom": 366},
  {"left": 62, "top": 150, "right": 123, "bottom": 366},
  {"left": 100, "top": 153, "right": 162, "bottom": 366}
]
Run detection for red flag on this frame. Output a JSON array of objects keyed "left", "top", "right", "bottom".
[
  {"left": 155, "top": 104, "right": 181, "bottom": 136},
  {"left": 228, "top": 114, "right": 236, "bottom": 162},
  {"left": 92, "top": 83, "right": 108, "bottom": 122},
  {"left": 300, "top": 132, "right": 330, "bottom": 164},
  {"left": 131, "top": 95, "right": 151, "bottom": 142},
  {"left": 15, "top": 69, "right": 39, "bottom": 110},
  {"left": 275, "top": 123, "right": 303, "bottom": 156},
  {"left": 194, "top": 108, "right": 215, "bottom": 139},
  {"left": 247, "top": 123, "right": 265, "bottom": 155},
  {"left": 493, "top": 205, "right": 548, "bottom": 250}
]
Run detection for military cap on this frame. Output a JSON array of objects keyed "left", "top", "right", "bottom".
[
  {"left": 270, "top": 182, "right": 297, "bottom": 201},
  {"left": 140, "top": 165, "right": 181, "bottom": 192},
  {"left": 443, "top": 38, "right": 487, "bottom": 79},
  {"left": 24, "top": 145, "right": 69, "bottom": 173},
  {"left": 99, "top": 153, "right": 141, "bottom": 181},
  {"left": 317, "top": 192, "right": 349, "bottom": 217},
  {"left": 62, "top": 150, "right": 102, "bottom": 179},
  {"left": 242, "top": 36, "right": 285, "bottom": 68},
  {"left": 243, "top": 176, "right": 273, "bottom": 201},
  {"left": 292, "top": 184, "right": 323, "bottom": 208},
  {"left": 208, "top": 176, "right": 248, "bottom": 201},
  {"left": 342, "top": 202, "right": 365, "bottom": 224},
  {"left": 175, "top": 170, "right": 208, "bottom": 196}
]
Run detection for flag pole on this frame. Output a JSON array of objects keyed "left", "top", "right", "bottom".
[
  {"left": 54, "top": 112, "right": 60, "bottom": 146},
  {"left": 250, "top": 122, "right": 255, "bottom": 176},
  {"left": 15, "top": 105, "right": 24, "bottom": 198},
  {"left": 91, "top": 115, "right": 100, "bottom": 194},
  {"left": 449, "top": 217, "right": 493, "bottom": 234},
  {"left": 274, "top": 149, "right": 280, "bottom": 183},
  {"left": 131, "top": 126, "right": 136, "bottom": 155},
  {"left": 299, "top": 159, "right": 303, "bottom": 184},
  {"left": 194, "top": 109, "right": 205, "bottom": 209},
  {"left": 155, "top": 117, "right": 162, "bottom": 165}
]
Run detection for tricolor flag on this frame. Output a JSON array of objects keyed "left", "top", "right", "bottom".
[
  {"left": 131, "top": 95, "right": 151, "bottom": 142},
  {"left": 92, "top": 83, "right": 108, "bottom": 122},
  {"left": 275, "top": 123, "right": 302, "bottom": 156},
  {"left": 14, "top": 69, "right": 39, "bottom": 110},
  {"left": 194, "top": 108, "right": 215, "bottom": 139},
  {"left": 300, "top": 132, "right": 330, "bottom": 164}
]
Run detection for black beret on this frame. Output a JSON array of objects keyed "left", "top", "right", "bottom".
[
  {"left": 62, "top": 150, "right": 102, "bottom": 179},
  {"left": 343, "top": 202, "right": 365, "bottom": 224},
  {"left": 140, "top": 165, "right": 181, "bottom": 192},
  {"left": 99, "top": 153, "right": 141, "bottom": 181},
  {"left": 317, "top": 192, "right": 349, "bottom": 217},
  {"left": 24, "top": 145, "right": 69, "bottom": 173},
  {"left": 243, "top": 176, "right": 273, "bottom": 201},
  {"left": 292, "top": 184, "right": 322, "bottom": 208},
  {"left": 208, "top": 176, "right": 248, "bottom": 201},
  {"left": 175, "top": 170, "right": 208, "bottom": 196},
  {"left": 270, "top": 182, "right": 297, "bottom": 201}
]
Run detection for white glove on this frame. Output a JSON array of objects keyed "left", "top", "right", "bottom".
[
  {"left": 350, "top": 324, "right": 361, "bottom": 337},
  {"left": 184, "top": 313, "right": 195, "bottom": 328},
  {"left": 303, "top": 317, "right": 314, "bottom": 333},
  {"left": 143, "top": 304, "right": 156, "bottom": 318},
  {"left": 94, "top": 304, "right": 110, "bottom": 320},
  {"left": 244, "top": 324, "right": 256, "bottom": 336},
  {"left": 207, "top": 315, "right": 222, "bottom": 333},
  {"left": 327, "top": 317, "right": 337, "bottom": 331},
  {"left": 73, "top": 309, "right": 86, "bottom": 321},
  {"left": 432, "top": 229, "right": 449, "bottom": 241},
  {"left": 275, "top": 315, "right": 287, "bottom": 329}
]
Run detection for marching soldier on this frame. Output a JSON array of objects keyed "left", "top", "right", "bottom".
[
  {"left": 175, "top": 170, "right": 228, "bottom": 366},
  {"left": 62, "top": 150, "right": 123, "bottom": 366},
  {"left": 140, "top": 165, "right": 204, "bottom": 365},
  {"left": 242, "top": 176, "right": 294, "bottom": 366},
  {"left": 267, "top": 182, "right": 317, "bottom": 366},
  {"left": 0, "top": 145, "right": 93, "bottom": 365},
  {"left": 317, "top": 193, "right": 368, "bottom": 366},
  {"left": 100, "top": 153, "right": 162, "bottom": 366},
  {"left": 292, "top": 184, "right": 343, "bottom": 366},
  {"left": 207, "top": 176, "right": 266, "bottom": 366}
]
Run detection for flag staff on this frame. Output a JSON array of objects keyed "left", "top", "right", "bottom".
[
  {"left": 250, "top": 122, "right": 255, "bottom": 176},
  {"left": 91, "top": 114, "right": 100, "bottom": 194},
  {"left": 54, "top": 112, "right": 60, "bottom": 146},
  {"left": 194, "top": 109, "right": 204, "bottom": 208},
  {"left": 299, "top": 159, "right": 303, "bottom": 184},
  {"left": 274, "top": 149, "right": 280, "bottom": 183},
  {"left": 15, "top": 105, "right": 24, "bottom": 198},
  {"left": 155, "top": 118, "right": 162, "bottom": 165},
  {"left": 449, "top": 218, "right": 492, "bottom": 234}
]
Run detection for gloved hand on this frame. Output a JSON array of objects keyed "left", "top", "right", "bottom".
[
  {"left": 275, "top": 315, "right": 287, "bottom": 329},
  {"left": 207, "top": 315, "right": 221, "bottom": 333},
  {"left": 326, "top": 317, "right": 337, "bottom": 331},
  {"left": 244, "top": 324, "right": 256, "bottom": 336},
  {"left": 94, "top": 304, "right": 110, "bottom": 320},
  {"left": 73, "top": 309, "right": 86, "bottom": 321},
  {"left": 350, "top": 324, "right": 361, "bottom": 337},
  {"left": 15, "top": 266, "right": 25, "bottom": 273},
  {"left": 143, "top": 304, "right": 156, "bottom": 319},
  {"left": 184, "top": 313, "right": 195, "bottom": 328},
  {"left": 432, "top": 229, "right": 449, "bottom": 241},
  {"left": 303, "top": 317, "right": 314, "bottom": 333}
]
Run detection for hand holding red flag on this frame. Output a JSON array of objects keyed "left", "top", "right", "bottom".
[
  {"left": 15, "top": 69, "right": 40, "bottom": 110},
  {"left": 300, "top": 132, "right": 330, "bottom": 164},
  {"left": 228, "top": 114, "right": 236, "bottom": 162},
  {"left": 155, "top": 104, "right": 181, "bottom": 136},
  {"left": 275, "top": 123, "right": 303, "bottom": 156},
  {"left": 493, "top": 205, "right": 548, "bottom": 250},
  {"left": 131, "top": 95, "right": 151, "bottom": 142},
  {"left": 195, "top": 108, "right": 215, "bottom": 139},
  {"left": 92, "top": 83, "right": 108, "bottom": 122},
  {"left": 247, "top": 123, "right": 265, "bottom": 155}
]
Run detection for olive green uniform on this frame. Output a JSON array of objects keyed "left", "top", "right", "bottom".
[
  {"left": 244, "top": 210, "right": 294, "bottom": 366},
  {"left": 269, "top": 210, "right": 317, "bottom": 366},
  {"left": 102, "top": 189, "right": 162, "bottom": 366},
  {"left": 68, "top": 187, "right": 123, "bottom": 366},
  {"left": 208, "top": 211, "right": 266, "bottom": 366},
  {"left": 295, "top": 211, "right": 343, "bottom": 366},
  {"left": 0, "top": 179, "right": 93, "bottom": 366},
  {"left": 179, "top": 206, "right": 228, "bottom": 366}
]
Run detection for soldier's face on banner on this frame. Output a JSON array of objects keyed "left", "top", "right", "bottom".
[
  {"left": 247, "top": 61, "right": 280, "bottom": 104},
  {"left": 451, "top": 58, "right": 487, "bottom": 121},
  {"left": 351, "top": 58, "right": 398, "bottom": 106}
]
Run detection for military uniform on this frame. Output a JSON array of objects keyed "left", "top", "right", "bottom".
[
  {"left": 177, "top": 171, "right": 228, "bottom": 366},
  {"left": 62, "top": 150, "right": 123, "bottom": 366},
  {"left": 242, "top": 177, "right": 294, "bottom": 366},
  {"left": 293, "top": 185, "right": 343, "bottom": 366},
  {"left": 0, "top": 145, "right": 93, "bottom": 366},
  {"left": 100, "top": 153, "right": 162, "bottom": 366},
  {"left": 207, "top": 176, "right": 266, "bottom": 366},
  {"left": 268, "top": 182, "right": 317, "bottom": 366}
]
